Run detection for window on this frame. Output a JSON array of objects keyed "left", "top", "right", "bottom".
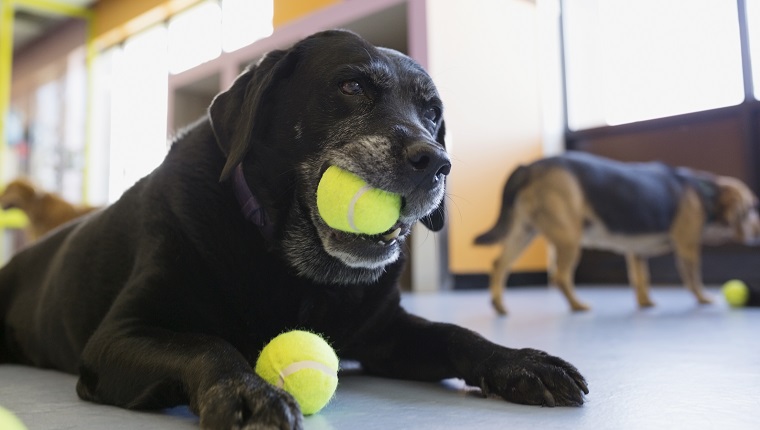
[
  {"left": 168, "top": 2, "right": 222, "bottom": 74},
  {"left": 223, "top": 0, "right": 274, "bottom": 53},
  {"left": 108, "top": 25, "right": 169, "bottom": 202},
  {"left": 746, "top": 0, "right": 760, "bottom": 99},
  {"left": 100, "top": 0, "right": 273, "bottom": 202},
  {"left": 168, "top": 0, "right": 274, "bottom": 73},
  {"left": 563, "top": 0, "right": 745, "bottom": 130}
]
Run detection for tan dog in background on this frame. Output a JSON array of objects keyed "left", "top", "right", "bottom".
[
  {"left": 475, "top": 152, "right": 760, "bottom": 315},
  {"left": 0, "top": 178, "right": 98, "bottom": 240}
]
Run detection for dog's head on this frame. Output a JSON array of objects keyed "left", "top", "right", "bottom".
[
  {"left": 714, "top": 176, "right": 760, "bottom": 244},
  {"left": 209, "top": 30, "right": 450, "bottom": 284},
  {"left": 0, "top": 179, "right": 38, "bottom": 212},
  {"left": 703, "top": 175, "right": 760, "bottom": 245}
]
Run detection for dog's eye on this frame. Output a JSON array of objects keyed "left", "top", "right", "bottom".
[
  {"left": 424, "top": 107, "right": 441, "bottom": 124},
  {"left": 340, "top": 80, "right": 364, "bottom": 96}
]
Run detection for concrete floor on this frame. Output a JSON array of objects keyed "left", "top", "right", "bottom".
[{"left": 1, "top": 286, "right": 758, "bottom": 429}]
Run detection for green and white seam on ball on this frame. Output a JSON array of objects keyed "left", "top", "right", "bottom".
[
  {"left": 347, "top": 184, "right": 373, "bottom": 232},
  {"left": 278, "top": 360, "right": 337, "bottom": 388}
]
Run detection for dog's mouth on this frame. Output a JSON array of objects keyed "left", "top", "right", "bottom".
[
  {"left": 326, "top": 221, "right": 411, "bottom": 247},
  {"left": 308, "top": 159, "right": 446, "bottom": 270},
  {"left": 315, "top": 214, "right": 413, "bottom": 270}
]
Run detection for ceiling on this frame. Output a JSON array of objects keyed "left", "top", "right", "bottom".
[{"left": 12, "top": 0, "right": 95, "bottom": 52}]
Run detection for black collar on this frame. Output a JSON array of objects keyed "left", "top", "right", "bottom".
[
  {"left": 692, "top": 177, "right": 720, "bottom": 223},
  {"left": 232, "top": 164, "right": 274, "bottom": 240}
]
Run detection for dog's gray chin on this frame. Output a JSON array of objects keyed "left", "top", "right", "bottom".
[
  {"left": 281, "top": 211, "right": 408, "bottom": 285},
  {"left": 320, "top": 230, "right": 404, "bottom": 269}
]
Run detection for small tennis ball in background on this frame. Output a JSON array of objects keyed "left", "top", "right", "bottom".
[
  {"left": 721, "top": 279, "right": 760, "bottom": 307},
  {"left": 723, "top": 279, "right": 750, "bottom": 307},
  {"left": 255, "top": 330, "right": 339, "bottom": 415},
  {"left": 317, "top": 166, "right": 401, "bottom": 235},
  {"left": 0, "top": 406, "right": 28, "bottom": 430}
]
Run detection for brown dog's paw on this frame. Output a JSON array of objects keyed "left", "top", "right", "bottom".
[
  {"left": 474, "top": 347, "right": 588, "bottom": 407},
  {"left": 569, "top": 302, "right": 591, "bottom": 312},
  {"left": 491, "top": 297, "right": 508, "bottom": 316},
  {"left": 198, "top": 375, "right": 303, "bottom": 430}
]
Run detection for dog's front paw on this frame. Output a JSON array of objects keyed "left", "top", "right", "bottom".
[
  {"left": 198, "top": 375, "right": 302, "bottom": 430},
  {"left": 473, "top": 347, "right": 588, "bottom": 407}
]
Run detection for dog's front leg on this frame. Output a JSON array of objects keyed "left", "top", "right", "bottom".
[
  {"left": 76, "top": 325, "right": 302, "bottom": 430},
  {"left": 353, "top": 312, "right": 588, "bottom": 406}
]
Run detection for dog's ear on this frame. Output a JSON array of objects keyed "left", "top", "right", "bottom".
[
  {"left": 421, "top": 119, "right": 447, "bottom": 232},
  {"left": 208, "top": 49, "right": 294, "bottom": 181}
]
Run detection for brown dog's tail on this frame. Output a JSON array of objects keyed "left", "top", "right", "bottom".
[{"left": 473, "top": 165, "right": 530, "bottom": 245}]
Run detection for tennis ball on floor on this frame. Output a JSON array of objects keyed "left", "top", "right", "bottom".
[
  {"left": 722, "top": 279, "right": 749, "bottom": 307},
  {"left": 255, "top": 330, "right": 339, "bottom": 415},
  {"left": 0, "top": 406, "right": 27, "bottom": 430},
  {"left": 317, "top": 166, "right": 401, "bottom": 235}
]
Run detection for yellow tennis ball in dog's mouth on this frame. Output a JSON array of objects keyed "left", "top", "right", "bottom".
[
  {"left": 317, "top": 166, "right": 401, "bottom": 235},
  {"left": 254, "top": 330, "right": 339, "bottom": 415},
  {"left": 722, "top": 279, "right": 749, "bottom": 307},
  {"left": 0, "top": 406, "right": 27, "bottom": 430}
]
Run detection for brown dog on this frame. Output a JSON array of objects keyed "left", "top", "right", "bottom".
[
  {"left": 475, "top": 152, "right": 760, "bottom": 315},
  {"left": 0, "top": 178, "right": 97, "bottom": 241}
]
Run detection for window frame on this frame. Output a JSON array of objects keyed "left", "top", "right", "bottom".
[
  {"left": 559, "top": 0, "right": 760, "bottom": 285},
  {"left": 560, "top": 0, "right": 759, "bottom": 194}
]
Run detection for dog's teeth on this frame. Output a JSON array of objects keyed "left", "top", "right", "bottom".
[{"left": 383, "top": 228, "right": 402, "bottom": 241}]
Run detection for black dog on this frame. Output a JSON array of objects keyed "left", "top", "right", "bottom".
[{"left": 0, "top": 30, "right": 587, "bottom": 429}]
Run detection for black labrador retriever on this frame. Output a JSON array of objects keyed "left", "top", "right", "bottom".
[{"left": 0, "top": 30, "right": 587, "bottom": 429}]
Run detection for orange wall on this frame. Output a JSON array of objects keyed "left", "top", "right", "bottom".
[{"left": 426, "top": 0, "right": 548, "bottom": 274}]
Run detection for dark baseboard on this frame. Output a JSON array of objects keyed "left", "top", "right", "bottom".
[
  {"left": 455, "top": 243, "right": 760, "bottom": 289},
  {"left": 575, "top": 244, "right": 760, "bottom": 285},
  {"left": 454, "top": 272, "right": 548, "bottom": 290}
]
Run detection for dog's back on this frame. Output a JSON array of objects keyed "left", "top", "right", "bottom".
[
  {"left": 0, "top": 220, "right": 67, "bottom": 365},
  {"left": 0, "top": 177, "right": 149, "bottom": 370},
  {"left": 476, "top": 152, "right": 692, "bottom": 245},
  {"left": 555, "top": 152, "right": 688, "bottom": 234}
]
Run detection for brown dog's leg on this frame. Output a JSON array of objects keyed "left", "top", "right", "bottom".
[
  {"left": 534, "top": 187, "right": 589, "bottom": 312},
  {"left": 488, "top": 225, "right": 536, "bottom": 315},
  {"left": 551, "top": 242, "right": 589, "bottom": 312},
  {"left": 670, "top": 190, "right": 712, "bottom": 305},
  {"left": 673, "top": 246, "right": 712, "bottom": 304},
  {"left": 625, "top": 253, "right": 655, "bottom": 307}
]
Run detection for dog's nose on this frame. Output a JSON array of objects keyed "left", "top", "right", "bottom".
[{"left": 406, "top": 143, "right": 451, "bottom": 183}]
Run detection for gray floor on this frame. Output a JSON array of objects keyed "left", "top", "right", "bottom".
[{"left": 1, "top": 286, "right": 759, "bottom": 429}]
